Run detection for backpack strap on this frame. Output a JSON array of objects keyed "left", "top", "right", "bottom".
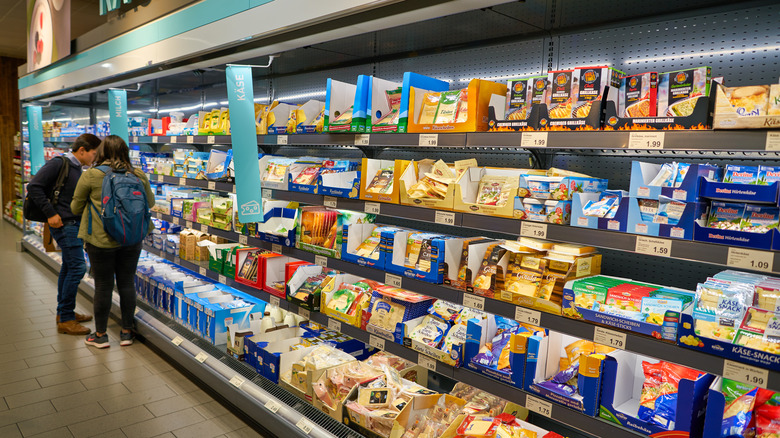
[
  {"left": 87, "top": 165, "right": 112, "bottom": 236},
  {"left": 50, "top": 156, "right": 70, "bottom": 206}
]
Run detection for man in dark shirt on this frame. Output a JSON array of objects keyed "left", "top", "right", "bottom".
[{"left": 27, "top": 133, "right": 101, "bottom": 335}]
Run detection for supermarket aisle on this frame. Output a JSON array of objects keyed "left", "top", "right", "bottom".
[{"left": 0, "top": 222, "right": 264, "bottom": 438}]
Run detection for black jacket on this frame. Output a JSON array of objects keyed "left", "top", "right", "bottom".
[{"left": 26, "top": 155, "right": 83, "bottom": 222}]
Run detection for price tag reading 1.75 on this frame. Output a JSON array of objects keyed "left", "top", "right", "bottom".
[
  {"left": 525, "top": 395, "right": 553, "bottom": 418},
  {"left": 593, "top": 326, "right": 627, "bottom": 350},
  {"left": 727, "top": 247, "right": 774, "bottom": 273},
  {"left": 515, "top": 307, "right": 542, "bottom": 326},
  {"left": 462, "top": 294, "right": 485, "bottom": 311},
  {"left": 435, "top": 211, "right": 456, "bottom": 226},
  {"left": 521, "top": 132, "right": 548, "bottom": 148},
  {"left": 635, "top": 236, "right": 672, "bottom": 257},
  {"left": 520, "top": 222, "right": 548, "bottom": 239},
  {"left": 418, "top": 354, "right": 437, "bottom": 372},
  {"left": 364, "top": 202, "right": 381, "bottom": 215},
  {"left": 628, "top": 131, "right": 665, "bottom": 150},
  {"left": 723, "top": 360, "right": 769, "bottom": 389}
]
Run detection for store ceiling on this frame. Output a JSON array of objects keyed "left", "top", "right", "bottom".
[{"left": 0, "top": 0, "right": 106, "bottom": 60}]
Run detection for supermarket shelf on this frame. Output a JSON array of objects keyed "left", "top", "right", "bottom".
[
  {"left": 142, "top": 242, "right": 643, "bottom": 438},
  {"left": 150, "top": 176, "right": 780, "bottom": 276},
  {"left": 35, "top": 130, "right": 779, "bottom": 152},
  {"left": 3, "top": 216, "right": 23, "bottom": 230},
  {"left": 21, "top": 236, "right": 354, "bottom": 438},
  {"left": 150, "top": 212, "right": 780, "bottom": 391}
]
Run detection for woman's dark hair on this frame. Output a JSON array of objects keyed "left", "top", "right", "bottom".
[
  {"left": 95, "top": 135, "right": 134, "bottom": 171},
  {"left": 72, "top": 133, "right": 101, "bottom": 153}
]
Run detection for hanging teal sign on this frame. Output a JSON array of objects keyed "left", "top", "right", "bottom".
[
  {"left": 226, "top": 65, "right": 263, "bottom": 222},
  {"left": 26, "top": 105, "right": 44, "bottom": 175},
  {"left": 108, "top": 89, "right": 129, "bottom": 144}
]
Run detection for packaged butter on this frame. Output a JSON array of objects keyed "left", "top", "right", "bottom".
[
  {"left": 546, "top": 69, "right": 575, "bottom": 118},
  {"left": 657, "top": 66, "right": 711, "bottom": 117},
  {"left": 620, "top": 72, "right": 658, "bottom": 117},
  {"left": 573, "top": 66, "right": 623, "bottom": 118}
]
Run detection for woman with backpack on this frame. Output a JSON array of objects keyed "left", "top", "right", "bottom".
[{"left": 71, "top": 135, "right": 155, "bottom": 348}]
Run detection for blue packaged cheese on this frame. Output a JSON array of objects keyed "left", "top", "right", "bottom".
[
  {"left": 757, "top": 165, "right": 780, "bottom": 185},
  {"left": 742, "top": 205, "right": 780, "bottom": 234},
  {"left": 723, "top": 165, "right": 760, "bottom": 184},
  {"left": 707, "top": 202, "right": 746, "bottom": 230}
]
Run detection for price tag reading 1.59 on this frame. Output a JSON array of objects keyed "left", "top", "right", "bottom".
[
  {"left": 418, "top": 354, "right": 437, "bottom": 372},
  {"left": 515, "top": 307, "right": 542, "bottom": 326},
  {"left": 723, "top": 360, "right": 769, "bottom": 389},
  {"left": 628, "top": 131, "right": 665, "bottom": 150},
  {"left": 525, "top": 395, "right": 553, "bottom": 418},
  {"left": 635, "top": 236, "right": 672, "bottom": 257},
  {"left": 435, "top": 211, "right": 456, "bottom": 226},
  {"left": 462, "top": 294, "right": 485, "bottom": 311},
  {"left": 521, "top": 132, "right": 548, "bottom": 148},
  {"left": 520, "top": 222, "right": 547, "bottom": 239},
  {"left": 593, "top": 326, "right": 627, "bottom": 350},
  {"left": 727, "top": 247, "right": 774, "bottom": 273}
]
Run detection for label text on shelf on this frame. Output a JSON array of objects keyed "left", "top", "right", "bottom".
[
  {"left": 727, "top": 247, "right": 774, "bottom": 273},
  {"left": 628, "top": 131, "right": 665, "bottom": 149},
  {"left": 593, "top": 326, "right": 627, "bottom": 350},
  {"left": 723, "top": 360, "right": 769, "bottom": 389},
  {"left": 195, "top": 352, "right": 208, "bottom": 363},
  {"left": 171, "top": 336, "right": 183, "bottom": 346},
  {"left": 385, "top": 273, "right": 403, "bottom": 288},
  {"left": 435, "top": 211, "right": 456, "bottom": 226},
  {"left": 229, "top": 375, "right": 245, "bottom": 388},
  {"left": 262, "top": 189, "right": 272, "bottom": 199},
  {"left": 200, "top": 224, "right": 208, "bottom": 233},
  {"left": 186, "top": 136, "right": 194, "bottom": 144},
  {"left": 521, "top": 222, "right": 548, "bottom": 239},
  {"left": 272, "top": 244, "right": 283, "bottom": 254},
  {"left": 269, "top": 296, "right": 280, "bottom": 307},
  {"left": 170, "top": 136, "right": 178, "bottom": 143},
  {"left": 218, "top": 275, "right": 227, "bottom": 284},
  {"left": 369, "top": 335, "right": 385, "bottom": 350},
  {"left": 462, "top": 294, "right": 485, "bottom": 311},
  {"left": 199, "top": 267, "right": 207, "bottom": 276},
  {"left": 765, "top": 132, "right": 780, "bottom": 151},
  {"left": 323, "top": 196, "right": 338, "bottom": 208},
  {"left": 208, "top": 181, "right": 216, "bottom": 190},
  {"left": 207, "top": 135, "right": 216, "bottom": 144},
  {"left": 418, "top": 354, "right": 437, "bottom": 372},
  {"left": 328, "top": 319, "right": 342, "bottom": 332},
  {"left": 277, "top": 135, "right": 288, "bottom": 145},
  {"left": 152, "top": 136, "right": 158, "bottom": 143},
  {"left": 365, "top": 202, "right": 381, "bottom": 215},
  {"left": 635, "top": 236, "right": 672, "bottom": 257},
  {"left": 419, "top": 134, "right": 438, "bottom": 146},
  {"left": 178, "top": 177, "right": 186, "bottom": 186},
  {"left": 521, "top": 132, "right": 548, "bottom": 148},
  {"left": 265, "top": 400, "right": 281, "bottom": 414},
  {"left": 315, "top": 255, "right": 328, "bottom": 267},
  {"left": 515, "top": 307, "right": 542, "bottom": 326},
  {"left": 355, "top": 134, "right": 371, "bottom": 146},
  {"left": 525, "top": 395, "right": 553, "bottom": 418},
  {"left": 298, "top": 307, "right": 311, "bottom": 320},
  {"left": 296, "top": 418, "right": 313, "bottom": 435},
  {"left": 132, "top": 136, "right": 138, "bottom": 143},
  {"left": 239, "top": 235, "right": 248, "bottom": 245}
]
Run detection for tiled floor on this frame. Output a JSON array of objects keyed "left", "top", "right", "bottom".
[{"left": 0, "top": 222, "right": 265, "bottom": 438}]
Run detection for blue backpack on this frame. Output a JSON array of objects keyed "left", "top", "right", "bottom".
[{"left": 88, "top": 165, "right": 151, "bottom": 246}]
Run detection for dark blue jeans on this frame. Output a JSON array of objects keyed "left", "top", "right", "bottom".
[{"left": 49, "top": 222, "right": 87, "bottom": 323}]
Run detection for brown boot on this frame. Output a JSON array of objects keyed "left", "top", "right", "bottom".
[
  {"left": 57, "top": 320, "right": 91, "bottom": 335},
  {"left": 56, "top": 313, "right": 93, "bottom": 323}
]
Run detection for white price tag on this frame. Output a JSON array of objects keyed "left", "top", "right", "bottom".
[
  {"left": 385, "top": 273, "right": 403, "bottom": 288},
  {"left": 418, "top": 354, "right": 437, "bottom": 372},
  {"left": 635, "top": 236, "right": 672, "bottom": 257},
  {"left": 298, "top": 307, "right": 311, "bottom": 320},
  {"left": 269, "top": 296, "right": 280, "bottom": 307},
  {"left": 727, "top": 247, "right": 774, "bottom": 272},
  {"left": 525, "top": 395, "right": 553, "bottom": 418},
  {"left": 239, "top": 235, "right": 248, "bottom": 245},
  {"left": 229, "top": 375, "right": 245, "bottom": 388},
  {"left": 277, "top": 135, "right": 288, "bottom": 145},
  {"left": 364, "top": 202, "right": 381, "bottom": 215},
  {"left": 354, "top": 133, "right": 370, "bottom": 146},
  {"left": 199, "top": 267, "right": 207, "bottom": 276},
  {"left": 628, "top": 131, "right": 665, "bottom": 149},
  {"left": 296, "top": 418, "right": 313, "bottom": 435},
  {"left": 515, "top": 307, "right": 542, "bottom": 326},
  {"left": 315, "top": 255, "right": 328, "bottom": 267},
  {"left": 171, "top": 336, "right": 183, "bottom": 346},
  {"left": 262, "top": 189, "right": 272, "bottom": 199},
  {"left": 152, "top": 136, "right": 158, "bottom": 143},
  {"left": 265, "top": 400, "right": 281, "bottom": 413},
  {"left": 200, "top": 224, "right": 208, "bottom": 233},
  {"left": 323, "top": 196, "right": 338, "bottom": 208},
  {"left": 328, "top": 319, "right": 342, "bottom": 332},
  {"left": 195, "top": 352, "right": 208, "bottom": 363},
  {"left": 462, "top": 294, "right": 485, "bottom": 311},
  {"left": 765, "top": 132, "right": 780, "bottom": 151},
  {"left": 434, "top": 211, "right": 456, "bottom": 226},
  {"left": 185, "top": 221, "right": 192, "bottom": 229},
  {"left": 272, "top": 244, "right": 283, "bottom": 254},
  {"left": 521, "top": 132, "right": 548, "bottom": 148},
  {"left": 169, "top": 136, "right": 178, "bottom": 143},
  {"left": 218, "top": 274, "right": 227, "bottom": 284},
  {"left": 419, "top": 134, "right": 438, "bottom": 146},
  {"left": 156, "top": 174, "right": 164, "bottom": 182},
  {"left": 520, "top": 222, "right": 548, "bottom": 239},
  {"left": 186, "top": 136, "right": 194, "bottom": 144},
  {"left": 593, "top": 326, "right": 627, "bottom": 350},
  {"left": 369, "top": 335, "right": 385, "bottom": 350},
  {"left": 723, "top": 360, "right": 769, "bottom": 389},
  {"left": 207, "top": 181, "right": 216, "bottom": 190},
  {"left": 178, "top": 177, "right": 186, "bottom": 186},
  {"left": 207, "top": 135, "right": 216, "bottom": 144},
  {"left": 132, "top": 136, "right": 138, "bottom": 143}
]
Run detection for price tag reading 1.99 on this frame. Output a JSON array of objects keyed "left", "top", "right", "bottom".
[
  {"left": 723, "top": 360, "right": 769, "bottom": 389},
  {"left": 419, "top": 134, "right": 438, "bottom": 147},
  {"left": 520, "top": 222, "right": 547, "bottom": 239},
  {"left": 521, "top": 132, "right": 548, "bottom": 148},
  {"left": 628, "top": 131, "right": 665, "bottom": 150}
]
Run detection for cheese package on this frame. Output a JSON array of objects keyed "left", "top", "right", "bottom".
[
  {"left": 741, "top": 205, "right": 780, "bottom": 234},
  {"left": 374, "top": 88, "right": 402, "bottom": 129},
  {"left": 476, "top": 175, "right": 511, "bottom": 207},
  {"left": 418, "top": 92, "right": 442, "bottom": 124},
  {"left": 657, "top": 67, "right": 711, "bottom": 117},
  {"left": 723, "top": 165, "right": 760, "bottom": 184},
  {"left": 620, "top": 72, "right": 658, "bottom": 117},
  {"left": 455, "top": 89, "right": 469, "bottom": 123},
  {"left": 547, "top": 69, "right": 575, "bottom": 118},
  {"left": 723, "top": 85, "right": 770, "bottom": 116},
  {"left": 434, "top": 90, "right": 461, "bottom": 124},
  {"left": 707, "top": 202, "right": 746, "bottom": 231},
  {"left": 770, "top": 84, "right": 780, "bottom": 115},
  {"left": 506, "top": 77, "right": 541, "bottom": 120},
  {"left": 573, "top": 66, "right": 623, "bottom": 118},
  {"left": 365, "top": 168, "right": 395, "bottom": 194},
  {"left": 369, "top": 299, "right": 406, "bottom": 331}
]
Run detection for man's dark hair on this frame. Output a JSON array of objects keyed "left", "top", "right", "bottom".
[{"left": 71, "top": 133, "right": 101, "bottom": 153}]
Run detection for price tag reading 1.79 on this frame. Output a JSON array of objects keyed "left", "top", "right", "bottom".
[
  {"left": 462, "top": 294, "right": 485, "bottom": 311},
  {"left": 635, "top": 236, "right": 672, "bottom": 257},
  {"left": 520, "top": 222, "right": 548, "bottom": 239},
  {"left": 515, "top": 307, "right": 542, "bottom": 326},
  {"left": 525, "top": 395, "right": 553, "bottom": 418},
  {"left": 723, "top": 360, "right": 769, "bottom": 389},
  {"left": 593, "top": 326, "right": 627, "bottom": 350}
]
